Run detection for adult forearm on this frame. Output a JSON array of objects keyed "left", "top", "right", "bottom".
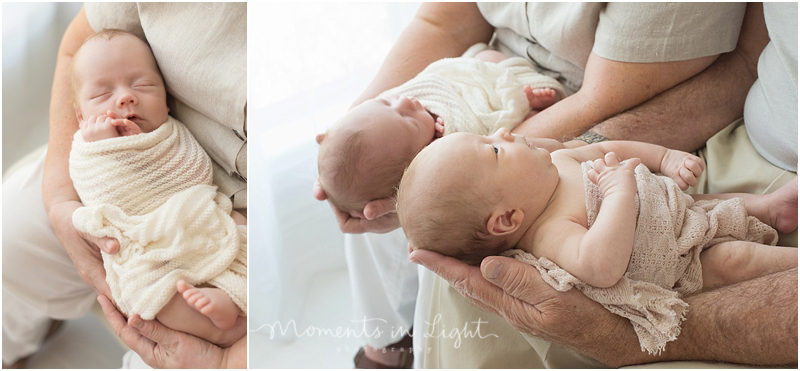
[
  {"left": 351, "top": 2, "right": 493, "bottom": 107},
  {"left": 596, "top": 268, "right": 798, "bottom": 367},
  {"left": 42, "top": 7, "right": 94, "bottom": 212},
  {"left": 589, "top": 2, "right": 768, "bottom": 152},
  {"left": 589, "top": 52, "right": 755, "bottom": 152}
]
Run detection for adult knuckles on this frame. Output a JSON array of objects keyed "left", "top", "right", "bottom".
[{"left": 498, "top": 263, "right": 533, "bottom": 301}]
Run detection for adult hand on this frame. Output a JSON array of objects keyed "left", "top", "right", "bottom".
[
  {"left": 48, "top": 200, "right": 118, "bottom": 302},
  {"left": 98, "top": 295, "right": 245, "bottom": 369},
  {"left": 313, "top": 178, "right": 400, "bottom": 234},
  {"left": 409, "top": 249, "right": 639, "bottom": 367}
]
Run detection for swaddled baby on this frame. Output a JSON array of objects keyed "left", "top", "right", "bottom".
[
  {"left": 68, "top": 29, "right": 246, "bottom": 346},
  {"left": 317, "top": 45, "right": 567, "bottom": 214}
]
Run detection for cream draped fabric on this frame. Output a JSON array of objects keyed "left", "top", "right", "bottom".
[
  {"left": 380, "top": 54, "right": 566, "bottom": 136},
  {"left": 70, "top": 117, "right": 246, "bottom": 319},
  {"left": 504, "top": 162, "right": 777, "bottom": 355}
]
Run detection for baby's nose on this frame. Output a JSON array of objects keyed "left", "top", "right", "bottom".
[
  {"left": 117, "top": 92, "right": 137, "bottom": 107},
  {"left": 493, "top": 127, "right": 513, "bottom": 141}
]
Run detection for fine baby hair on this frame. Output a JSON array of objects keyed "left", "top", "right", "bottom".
[{"left": 397, "top": 136, "right": 511, "bottom": 265}]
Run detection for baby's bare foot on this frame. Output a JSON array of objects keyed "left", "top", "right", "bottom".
[
  {"left": 177, "top": 280, "right": 240, "bottom": 330},
  {"left": 523, "top": 85, "right": 558, "bottom": 111},
  {"left": 770, "top": 177, "right": 798, "bottom": 234}
]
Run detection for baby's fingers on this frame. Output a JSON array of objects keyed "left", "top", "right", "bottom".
[
  {"left": 679, "top": 167, "right": 697, "bottom": 189},
  {"left": 435, "top": 117, "right": 445, "bottom": 137},
  {"left": 587, "top": 168, "right": 600, "bottom": 185},
  {"left": 604, "top": 152, "right": 621, "bottom": 167},
  {"left": 592, "top": 158, "right": 608, "bottom": 173},
  {"left": 622, "top": 157, "right": 642, "bottom": 170},
  {"left": 685, "top": 157, "right": 704, "bottom": 177}
]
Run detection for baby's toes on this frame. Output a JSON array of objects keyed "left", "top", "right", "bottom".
[
  {"left": 194, "top": 296, "right": 211, "bottom": 310},
  {"left": 176, "top": 280, "right": 193, "bottom": 293}
]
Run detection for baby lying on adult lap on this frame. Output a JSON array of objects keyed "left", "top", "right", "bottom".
[
  {"left": 397, "top": 128, "right": 798, "bottom": 354},
  {"left": 317, "top": 47, "right": 565, "bottom": 215},
  {"left": 68, "top": 29, "right": 246, "bottom": 347}
]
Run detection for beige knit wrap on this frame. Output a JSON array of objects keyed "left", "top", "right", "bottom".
[
  {"left": 70, "top": 117, "right": 247, "bottom": 319},
  {"left": 504, "top": 162, "right": 777, "bottom": 355},
  {"left": 380, "top": 56, "right": 566, "bottom": 136}
]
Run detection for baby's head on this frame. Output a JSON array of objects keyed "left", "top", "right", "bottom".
[
  {"left": 71, "top": 29, "right": 168, "bottom": 133},
  {"left": 317, "top": 95, "right": 437, "bottom": 213},
  {"left": 397, "top": 128, "right": 557, "bottom": 265}
]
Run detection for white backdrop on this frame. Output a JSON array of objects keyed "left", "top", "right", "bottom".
[
  {"left": 2, "top": 3, "right": 83, "bottom": 172},
  {"left": 249, "top": 2, "right": 420, "bottom": 367}
]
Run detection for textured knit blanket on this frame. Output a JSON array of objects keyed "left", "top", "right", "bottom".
[
  {"left": 70, "top": 116, "right": 247, "bottom": 319},
  {"left": 380, "top": 55, "right": 566, "bottom": 136},
  {"left": 504, "top": 162, "right": 777, "bottom": 355}
]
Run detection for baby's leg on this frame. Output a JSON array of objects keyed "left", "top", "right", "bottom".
[
  {"left": 701, "top": 241, "right": 798, "bottom": 290},
  {"left": 691, "top": 176, "right": 797, "bottom": 233},
  {"left": 177, "top": 280, "right": 241, "bottom": 330},
  {"left": 156, "top": 292, "right": 246, "bottom": 348}
]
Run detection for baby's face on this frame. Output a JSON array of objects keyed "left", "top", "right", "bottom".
[
  {"left": 347, "top": 95, "right": 436, "bottom": 156},
  {"left": 427, "top": 128, "right": 556, "bottom": 203},
  {"left": 73, "top": 34, "right": 169, "bottom": 133}
]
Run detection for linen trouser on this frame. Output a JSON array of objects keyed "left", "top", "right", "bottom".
[
  {"left": 422, "top": 118, "right": 797, "bottom": 368},
  {"left": 2, "top": 149, "right": 98, "bottom": 364},
  {"left": 343, "top": 229, "right": 418, "bottom": 349}
]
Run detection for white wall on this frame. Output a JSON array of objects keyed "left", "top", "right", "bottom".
[{"left": 2, "top": 2, "right": 83, "bottom": 172}]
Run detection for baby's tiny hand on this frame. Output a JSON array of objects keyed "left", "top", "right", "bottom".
[
  {"left": 434, "top": 116, "right": 445, "bottom": 138},
  {"left": 80, "top": 114, "right": 120, "bottom": 142},
  {"left": 587, "top": 152, "right": 640, "bottom": 198},
  {"left": 660, "top": 149, "right": 704, "bottom": 190},
  {"left": 107, "top": 111, "right": 142, "bottom": 137}
]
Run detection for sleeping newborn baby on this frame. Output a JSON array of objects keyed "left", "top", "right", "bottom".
[
  {"left": 316, "top": 44, "right": 567, "bottom": 214},
  {"left": 68, "top": 29, "right": 246, "bottom": 347}
]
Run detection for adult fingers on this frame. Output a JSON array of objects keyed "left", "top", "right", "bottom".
[
  {"left": 98, "top": 295, "right": 157, "bottom": 365},
  {"left": 480, "top": 257, "right": 548, "bottom": 304},
  {"left": 363, "top": 197, "right": 397, "bottom": 220},
  {"left": 81, "top": 232, "right": 120, "bottom": 254},
  {"left": 312, "top": 178, "right": 327, "bottom": 201},
  {"left": 128, "top": 314, "right": 180, "bottom": 352}
]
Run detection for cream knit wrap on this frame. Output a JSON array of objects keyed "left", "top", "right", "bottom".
[
  {"left": 70, "top": 117, "right": 247, "bottom": 319},
  {"left": 380, "top": 56, "right": 566, "bottom": 136},
  {"left": 504, "top": 162, "right": 777, "bottom": 355}
]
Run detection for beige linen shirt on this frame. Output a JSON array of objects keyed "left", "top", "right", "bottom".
[
  {"left": 479, "top": 2, "right": 746, "bottom": 94},
  {"left": 85, "top": 2, "right": 247, "bottom": 210}
]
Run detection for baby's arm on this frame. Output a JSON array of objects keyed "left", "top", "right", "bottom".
[
  {"left": 564, "top": 141, "right": 704, "bottom": 190},
  {"left": 554, "top": 153, "right": 640, "bottom": 288}
]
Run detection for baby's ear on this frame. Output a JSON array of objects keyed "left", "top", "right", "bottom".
[
  {"left": 486, "top": 209, "right": 524, "bottom": 236},
  {"left": 315, "top": 133, "right": 325, "bottom": 144}
]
